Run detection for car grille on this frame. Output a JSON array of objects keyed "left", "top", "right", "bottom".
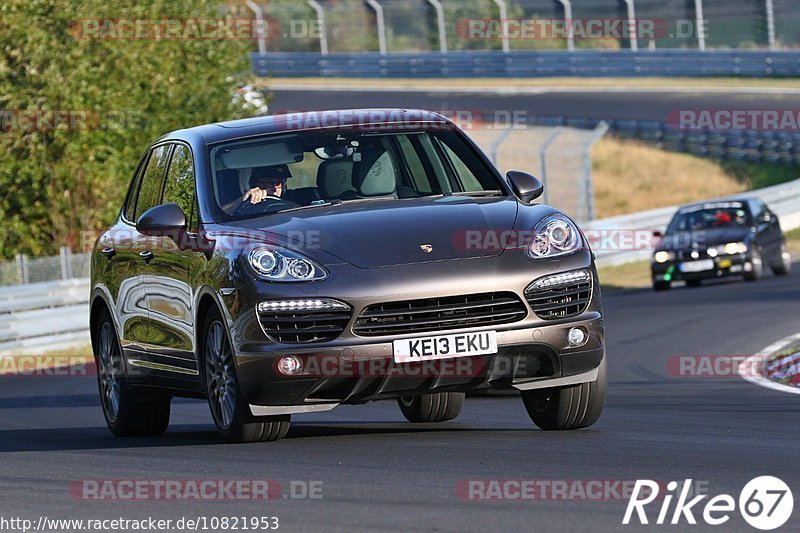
[
  {"left": 525, "top": 278, "right": 592, "bottom": 320},
  {"left": 352, "top": 292, "right": 527, "bottom": 337},
  {"left": 257, "top": 308, "right": 352, "bottom": 344}
]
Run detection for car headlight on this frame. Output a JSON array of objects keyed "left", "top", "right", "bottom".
[
  {"left": 528, "top": 214, "right": 582, "bottom": 258},
  {"left": 720, "top": 242, "right": 748, "bottom": 255},
  {"left": 245, "top": 244, "right": 327, "bottom": 282},
  {"left": 654, "top": 251, "right": 674, "bottom": 263}
]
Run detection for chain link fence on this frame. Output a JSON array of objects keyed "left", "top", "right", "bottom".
[
  {"left": 0, "top": 248, "right": 90, "bottom": 286},
  {"left": 468, "top": 123, "right": 607, "bottom": 223}
]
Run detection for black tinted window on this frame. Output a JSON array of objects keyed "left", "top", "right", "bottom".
[
  {"left": 123, "top": 156, "right": 148, "bottom": 221},
  {"left": 134, "top": 144, "right": 171, "bottom": 221},
  {"left": 163, "top": 144, "right": 196, "bottom": 229}
]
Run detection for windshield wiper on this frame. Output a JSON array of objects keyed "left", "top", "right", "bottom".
[{"left": 447, "top": 190, "right": 503, "bottom": 197}]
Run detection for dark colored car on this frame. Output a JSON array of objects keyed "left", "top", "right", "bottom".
[
  {"left": 651, "top": 198, "right": 791, "bottom": 290},
  {"left": 90, "top": 109, "right": 606, "bottom": 442}
]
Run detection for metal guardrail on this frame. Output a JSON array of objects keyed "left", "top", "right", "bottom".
[
  {"left": 0, "top": 279, "right": 90, "bottom": 355},
  {"left": 529, "top": 116, "right": 800, "bottom": 167},
  {"left": 252, "top": 50, "right": 800, "bottom": 78}
]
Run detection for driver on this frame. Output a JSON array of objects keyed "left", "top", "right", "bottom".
[
  {"left": 223, "top": 164, "right": 290, "bottom": 212},
  {"left": 243, "top": 164, "right": 290, "bottom": 203}
]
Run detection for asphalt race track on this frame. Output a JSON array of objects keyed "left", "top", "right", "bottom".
[
  {"left": 1, "top": 267, "right": 799, "bottom": 532},
  {"left": 268, "top": 88, "right": 800, "bottom": 123}
]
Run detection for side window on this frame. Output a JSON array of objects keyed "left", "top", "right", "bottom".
[
  {"left": 123, "top": 156, "right": 148, "bottom": 221},
  {"left": 163, "top": 144, "right": 197, "bottom": 231},
  {"left": 134, "top": 144, "right": 171, "bottom": 221},
  {"left": 396, "top": 135, "right": 431, "bottom": 193},
  {"left": 439, "top": 140, "right": 484, "bottom": 191}
]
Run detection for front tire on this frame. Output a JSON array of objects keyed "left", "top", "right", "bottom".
[
  {"left": 201, "top": 308, "right": 290, "bottom": 443},
  {"left": 744, "top": 248, "right": 763, "bottom": 281},
  {"left": 771, "top": 242, "right": 791, "bottom": 276},
  {"left": 653, "top": 280, "right": 671, "bottom": 291},
  {"left": 398, "top": 392, "right": 465, "bottom": 423},
  {"left": 94, "top": 310, "right": 170, "bottom": 437},
  {"left": 685, "top": 279, "right": 702, "bottom": 288},
  {"left": 521, "top": 356, "right": 607, "bottom": 430}
]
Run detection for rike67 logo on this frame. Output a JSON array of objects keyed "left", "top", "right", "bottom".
[{"left": 623, "top": 476, "right": 793, "bottom": 530}]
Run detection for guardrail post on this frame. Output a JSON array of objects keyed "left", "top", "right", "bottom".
[
  {"left": 556, "top": 1, "right": 575, "bottom": 52},
  {"left": 581, "top": 121, "right": 610, "bottom": 222},
  {"left": 366, "top": 0, "right": 388, "bottom": 55},
  {"left": 539, "top": 127, "right": 563, "bottom": 206},
  {"left": 60, "top": 246, "right": 73, "bottom": 280},
  {"left": 694, "top": 0, "right": 706, "bottom": 51},
  {"left": 491, "top": 0, "right": 510, "bottom": 54},
  {"left": 245, "top": 0, "right": 268, "bottom": 56},
  {"left": 307, "top": 1, "right": 329, "bottom": 55},
  {"left": 490, "top": 123, "right": 515, "bottom": 167},
  {"left": 622, "top": 0, "right": 638, "bottom": 52},
  {"left": 15, "top": 254, "right": 29, "bottom": 285},
  {"left": 426, "top": 0, "right": 447, "bottom": 53},
  {"left": 766, "top": 0, "right": 776, "bottom": 51}
]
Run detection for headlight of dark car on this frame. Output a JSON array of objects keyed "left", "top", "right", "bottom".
[
  {"left": 527, "top": 214, "right": 583, "bottom": 259},
  {"left": 245, "top": 244, "right": 328, "bottom": 282},
  {"left": 653, "top": 251, "right": 675, "bottom": 263}
]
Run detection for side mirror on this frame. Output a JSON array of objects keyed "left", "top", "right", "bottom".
[
  {"left": 136, "top": 203, "right": 187, "bottom": 236},
  {"left": 506, "top": 171, "right": 544, "bottom": 204}
]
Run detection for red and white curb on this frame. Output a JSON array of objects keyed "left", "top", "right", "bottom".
[{"left": 739, "top": 332, "right": 800, "bottom": 395}]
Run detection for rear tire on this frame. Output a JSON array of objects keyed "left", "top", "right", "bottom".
[
  {"left": 398, "top": 392, "right": 465, "bottom": 423},
  {"left": 744, "top": 248, "right": 763, "bottom": 281},
  {"left": 771, "top": 242, "right": 791, "bottom": 276},
  {"left": 201, "top": 307, "right": 290, "bottom": 443},
  {"left": 521, "top": 356, "right": 607, "bottom": 430},
  {"left": 94, "top": 309, "right": 170, "bottom": 437},
  {"left": 653, "top": 281, "right": 671, "bottom": 291},
  {"left": 685, "top": 279, "right": 702, "bottom": 288}
]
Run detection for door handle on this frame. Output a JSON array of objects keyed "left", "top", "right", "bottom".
[
  {"left": 101, "top": 247, "right": 116, "bottom": 260},
  {"left": 139, "top": 250, "right": 154, "bottom": 262}
]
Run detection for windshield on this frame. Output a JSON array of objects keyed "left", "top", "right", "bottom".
[
  {"left": 209, "top": 128, "right": 503, "bottom": 221},
  {"left": 666, "top": 203, "right": 752, "bottom": 233}
]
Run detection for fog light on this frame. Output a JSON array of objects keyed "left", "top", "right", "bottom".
[
  {"left": 277, "top": 356, "right": 302, "bottom": 375},
  {"left": 567, "top": 327, "right": 587, "bottom": 347}
]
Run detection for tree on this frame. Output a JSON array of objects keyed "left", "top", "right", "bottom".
[{"left": 0, "top": 0, "right": 258, "bottom": 258}]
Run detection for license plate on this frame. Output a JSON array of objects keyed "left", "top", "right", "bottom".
[
  {"left": 679, "top": 260, "right": 714, "bottom": 273},
  {"left": 393, "top": 330, "right": 498, "bottom": 363}
]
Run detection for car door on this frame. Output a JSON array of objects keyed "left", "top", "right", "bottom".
[
  {"left": 98, "top": 153, "right": 151, "bottom": 353},
  {"left": 139, "top": 142, "right": 202, "bottom": 378},
  {"left": 120, "top": 143, "right": 172, "bottom": 363}
]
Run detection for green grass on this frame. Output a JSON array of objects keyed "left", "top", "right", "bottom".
[
  {"left": 721, "top": 161, "right": 800, "bottom": 190},
  {"left": 786, "top": 227, "right": 800, "bottom": 255},
  {"left": 597, "top": 260, "right": 652, "bottom": 291}
]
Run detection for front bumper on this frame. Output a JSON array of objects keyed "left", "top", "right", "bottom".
[
  {"left": 651, "top": 252, "right": 750, "bottom": 282},
  {"left": 221, "top": 249, "right": 605, "bottom": 414}
]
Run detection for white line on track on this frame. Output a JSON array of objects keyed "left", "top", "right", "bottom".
[{"left": 739, "top": 331, "right": 800, "bottom": 395}]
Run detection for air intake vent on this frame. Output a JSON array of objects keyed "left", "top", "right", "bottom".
[
  {"left": 257, "top": 299, "right": 351, "bottom": 343},
  {"left": 353, "top": 292, "right": 527, "bottom": 337},
  {"left": 525, "top": 269, "right": 592, "bottom": 320}
]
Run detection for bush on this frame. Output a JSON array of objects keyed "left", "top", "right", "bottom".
[{"left": 0, "top": 0, "right": 258, "bottom": 258}]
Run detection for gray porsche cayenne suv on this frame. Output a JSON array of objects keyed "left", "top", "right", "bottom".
[{"left": 90, "top": 109, "right": 606, "bottom": 442}]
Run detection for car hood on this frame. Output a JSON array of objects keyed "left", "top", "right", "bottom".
[
  {"left": 234, "top": 196, "right": 519, "bottom": 268},
  {"left": 657, "top": 227, "right": 752, "bottom": 251}
]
